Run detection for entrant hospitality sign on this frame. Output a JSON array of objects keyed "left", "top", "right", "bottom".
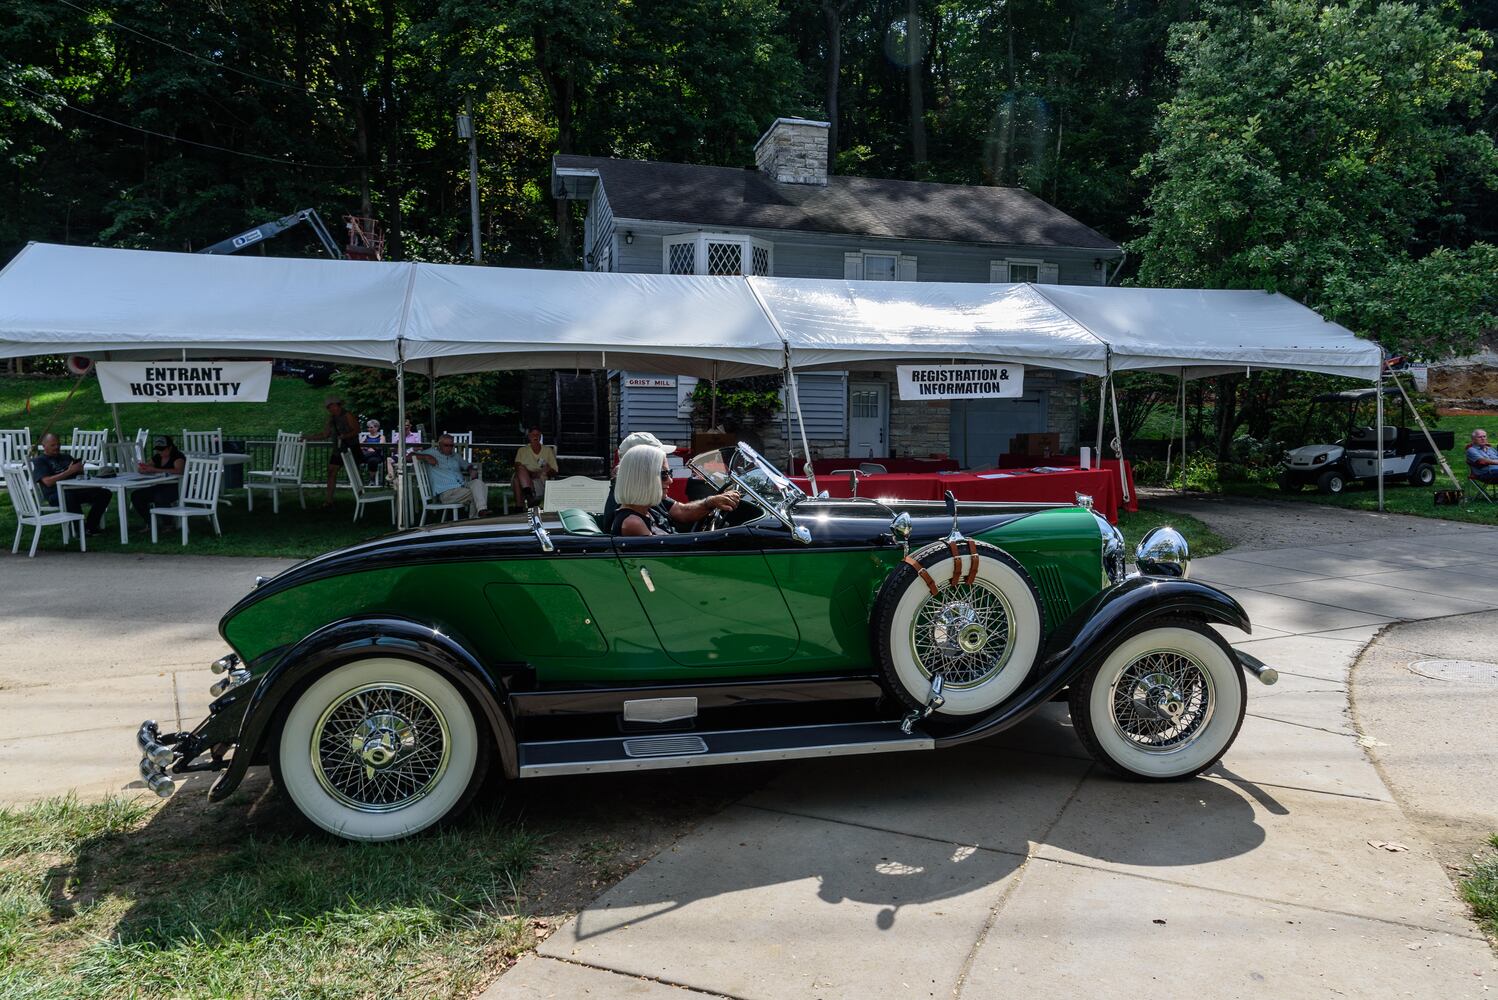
[
  {"left": 895, "top": 363, "right": 1024, "bottom": 401},
  {"left": 97, "top": 361, "right": 273, "bottom": 403}
]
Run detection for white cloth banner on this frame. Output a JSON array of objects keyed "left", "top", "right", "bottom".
[
  {"left": 896, "top": 363, "right": 1025, "bottom": 401},
  {"left": 97, "top": 361, "right": 272, "bottom": 403}
]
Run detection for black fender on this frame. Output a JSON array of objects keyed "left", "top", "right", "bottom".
[
  {"left": 207, "top": 615, "right": 518, "bottom": 801},
  {"left": 935, "top": 576, "right": 1250, "bottom": 749}
]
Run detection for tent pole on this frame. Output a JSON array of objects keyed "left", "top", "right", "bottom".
[
  {"left": 428, "top": 359, "right": 437, "bottom": 438},
  {"left": 396, "top": 354, "right": 408, "bottom": 530},
  {"left": 1108, "top": 378, "right": 1131, "bottom": 504},
  {"left": 1094, "top": 376, "right": 1107, "bottom": 456},
  {"left": 784, "top": 346, "right": 817, "bottom": 492},
  {"left": 1376, "top": 365, "right": 1385, "bottom": 512},
  {"left": 101, "top": 351, "right": 126, "bottom": 450},
  {"left": 1179, "top": 372, "right": 1187, "bottom": 492}
]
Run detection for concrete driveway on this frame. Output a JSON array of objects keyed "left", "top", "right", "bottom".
[{"left": 493, "top": 508, "right": 1498, "bottom": 999}]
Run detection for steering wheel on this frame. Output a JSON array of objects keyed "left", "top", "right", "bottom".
[{"left": 691, "top": 506, "right": 727, "bottom": 533}]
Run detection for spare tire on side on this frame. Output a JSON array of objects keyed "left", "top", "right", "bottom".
[{"left": 871, "top": 540, "right": 1045, "bottom": 716}]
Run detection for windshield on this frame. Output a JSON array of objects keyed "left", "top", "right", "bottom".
[{"left": 686, "top": 441, "right": 806, "bottom": 518}]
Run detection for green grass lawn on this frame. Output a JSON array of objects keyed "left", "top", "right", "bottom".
[
  {"left": 0, "top": 768, "right": 760, "bottom": 999},
  {"left": 1119, "top": 504, "right": 1227, "bottom": 559},
  {"left": 1, "top": 374, "right": 332, "bottom": 443},
  {"left": 1463, "top": 835, "right": 1498, "bottom": 943},
  {"left": 0, "top": 485, "right": 395, "bottom": 559}
]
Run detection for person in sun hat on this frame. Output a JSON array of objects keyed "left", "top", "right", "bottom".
[{"left": 309, "top": 395, "right": 360, "bottom": 508}]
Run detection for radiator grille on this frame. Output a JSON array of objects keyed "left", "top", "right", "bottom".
[{"left": 622, "top": 735, "right": 709, "bottom": 758}]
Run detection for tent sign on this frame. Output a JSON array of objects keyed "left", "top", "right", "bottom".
[
  {"left": 896, "top": 363, "right": 1024, "bottom": 401},
  {"left": 97, "top": 361, "right": 272, "bottom": 403}
]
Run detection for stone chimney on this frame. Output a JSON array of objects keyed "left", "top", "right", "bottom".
[{"left": 754, "top": 117, "right": 830, "bottom": 186}]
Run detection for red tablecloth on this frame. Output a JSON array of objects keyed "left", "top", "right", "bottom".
[
  {"left": 809, "top": 457, "right": 961, "bottom": 476},
  {"left": 669, "top": 462, "right": 1136, "bottom": 523}
]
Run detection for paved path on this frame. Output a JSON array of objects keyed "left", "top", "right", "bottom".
[
  {"left": 0, "top": 552, "right": 296, "bottom": 803},
  {"left": 490, "top": 516, "right": 1498, "bottom": 999}
]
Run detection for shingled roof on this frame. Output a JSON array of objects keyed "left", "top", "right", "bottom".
[{"left": 553, "top": 154, "right": 1119, "bottom": 252}]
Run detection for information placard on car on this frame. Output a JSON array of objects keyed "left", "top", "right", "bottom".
[
  {"left": 97, "top": 361, "right": 272, "bottom": 403},
  {"left": 895, "top": 363, "right": 1024, "bottom": 400}
]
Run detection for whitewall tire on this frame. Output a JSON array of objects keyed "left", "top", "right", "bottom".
[
  {"left": 273, "top": 657, "right": 486, "bottom": 841},
  {"left": 873, "top": 541, "right": 1044, "bottom": 716},
  {"left": 1069, "top": 624, "right": 1246, "bottom": 779}
]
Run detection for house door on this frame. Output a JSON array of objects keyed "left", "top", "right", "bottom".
[
  {"left": 849, "top": 382, "right": 888, "bottom": 458},
  {"left": 950, "top": 393, "right": 1049, "bottom": 468}
]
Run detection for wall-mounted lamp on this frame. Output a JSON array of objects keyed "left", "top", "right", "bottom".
[{"left": 624, "top": 231, "right": 634, "bottom": 245}]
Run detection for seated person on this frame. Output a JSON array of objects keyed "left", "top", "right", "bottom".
[
  {"left": 602, "top": 430, "right": 666, "bottom": 524},
  {"left": 1468, "top": 429, "right": 1498, "bottom": 483},
  {"left": 359, "top": 420, "right": 385, "bottom": 483},
  {"left": 610, "top": 444, "right": 740, "bottom": 536},
  {"left": 32, "top": 432, "right": 111, "bottom": 536},
  {"left": 131, "top": 434, "right": 187, "bottom": 523},
  {"left": 413, "top": 433, "right": 489, "bottom": 518},
  {"left": 512, "top": 426, "right": 558, "bottom": 509}
]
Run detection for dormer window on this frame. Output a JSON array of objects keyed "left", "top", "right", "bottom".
[{"left": 662, "top": 233, "right": 774, "bottom": 276}]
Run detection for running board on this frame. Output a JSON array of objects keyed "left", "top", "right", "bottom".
[{"left": 517, "top": 720, "right": 932, "bottom": 778}]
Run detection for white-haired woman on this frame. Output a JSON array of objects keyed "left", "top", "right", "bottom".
[{"left": 610, "top": 443, "right": 741, "bottom": 536}]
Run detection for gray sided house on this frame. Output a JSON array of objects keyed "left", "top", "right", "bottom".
[{"left": 553, "top": 118, "right": 1122, "bottom": 468}]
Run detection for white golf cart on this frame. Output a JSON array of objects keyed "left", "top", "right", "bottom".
[{"left": 1278, "top": 386, "right": 1453, "bottom": 494}]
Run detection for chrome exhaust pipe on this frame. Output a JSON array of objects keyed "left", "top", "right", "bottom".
[
  {"left": 209, "top": 668, "right": 252, "bottom": 698},
  {"left": 136, "top": 720, "right": 176, "bottom": 766},
  {"left": 138, "top": 757, "right": 175, "bottom": 798},
  {"left": 1237, "top": 650, "right": 1279, "bottom": 686}
]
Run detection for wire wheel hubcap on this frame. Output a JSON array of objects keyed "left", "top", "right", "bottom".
[
  {"left": 1108, "top": 649, "right": 1216, "bottom": 754},
  {"left": 909, "top": 581, "right": 1014, "bottom": 688},
  {"left": 311, "top": 683, "right": 451, "bottom": 812}
]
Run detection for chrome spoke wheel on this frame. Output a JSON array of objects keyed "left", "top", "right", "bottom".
[
  {"left": 908, "top": 580, "right": 1014, "bottom": 688},
  {"left": 311, "top": 683, "right": 451, "bottom": 813},
  {"left": 1107, "top": 649, "right": 1215, "bottom": 754}
]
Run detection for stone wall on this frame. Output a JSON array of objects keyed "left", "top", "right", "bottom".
[
  {"left": 1428, "top": 357, "right": 1498, "bottom": 408},
  {"left": 754, "top": 118, "right": 829, "bottom": 186}
]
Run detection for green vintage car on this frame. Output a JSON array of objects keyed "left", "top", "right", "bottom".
[{"left": 138, "top": 443, "right": 1276, "bottom": 841}]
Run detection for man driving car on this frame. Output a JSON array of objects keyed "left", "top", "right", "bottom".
[{"left": 611, "top": 444, "right": 740, "bottom": 536}]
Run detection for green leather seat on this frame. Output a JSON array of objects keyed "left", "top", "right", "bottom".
[{"left": 558, "top": 507, "right": 603, "bottom": 536}]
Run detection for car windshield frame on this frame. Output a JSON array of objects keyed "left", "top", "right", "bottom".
[{"left": 685, "top": 441, "right": 807, "bottom": 532}]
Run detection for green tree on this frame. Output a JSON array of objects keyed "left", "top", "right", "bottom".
[{"left": 1132, "top": 0, "right": 1497, "bottom": 358}]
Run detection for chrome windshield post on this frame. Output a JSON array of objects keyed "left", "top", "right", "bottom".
[{"left": 527, "top": 506, "right": 555, "bottom": 553}]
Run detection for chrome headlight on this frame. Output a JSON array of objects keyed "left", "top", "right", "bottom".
[
  {"left": 1093, "top": 513, "right": 1127, "bottom": 585},
  {"left": 1136, "top": 525, "right": 1190, "bottom": 579},
  {"left": 1312, "top": 452, "right": 1328, "bottom": 465}
]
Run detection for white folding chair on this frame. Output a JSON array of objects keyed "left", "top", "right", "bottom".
[
  {"left": 69, "top": 428, "right": 109, "bottom": 471},
  {"left": 0, "top": 428, "right": 32, "bottom": 459},
  {"left": 135, "top": 427, "right": 150, "bottom": 459},
  {"left": 410, "top": 458, "right": 466, "bottom": 524},
  {"left": 341, "top": 451, "right": 395, "bottom": 524},
  {"left": 3, "top": 462, "right": 85, "bottom": 556},
  {"left": 182, "top": 427, "right": 223, "bottom": 455},
  {"left": 150, "top": 456, "right": 223, "bottom": 545},
  {"left": 540, "top": 475, "right": 613, "bottom": 514},
  {"left": 858, "top": 463, "right": 889, "bottom": 475},
  {"left": 445, "top": 431, "right": 474, "bottom": 463},
  {"left": 245, "top": 431, "right": 308, "bottom": 512}
]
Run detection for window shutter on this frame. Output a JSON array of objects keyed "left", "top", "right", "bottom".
[
  {"left": 898, "top": 255, "right": 918, "bottom": 281},
  {"left": 844, "top": 252, "right": 863, "bottom": 280},
  {"left": 1038, "top": 262, "right": 1060, "bottom": 284},
  {"left": 989, "top": 260, "right": 1008, "bottom": 283}
]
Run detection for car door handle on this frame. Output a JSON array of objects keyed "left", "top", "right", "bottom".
[{"left": 639, "top": 567, "right": 655, "bottom": 593}]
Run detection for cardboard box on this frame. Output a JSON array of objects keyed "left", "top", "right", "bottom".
[{"left": 1009, "top": 432, "right": 1059, "bottom": 456}]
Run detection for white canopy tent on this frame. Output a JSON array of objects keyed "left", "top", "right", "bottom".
[{"left": 0, "top": 242, "right": 1392, "bottom": 519}]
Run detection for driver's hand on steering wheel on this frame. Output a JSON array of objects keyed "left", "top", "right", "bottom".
[{"left": 709, "top": 490, "right": 741, "bottom": 512}]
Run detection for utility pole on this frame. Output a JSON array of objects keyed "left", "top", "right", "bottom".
[{"left": 457, "top": 96, "right": 482, "bottom": 263}]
